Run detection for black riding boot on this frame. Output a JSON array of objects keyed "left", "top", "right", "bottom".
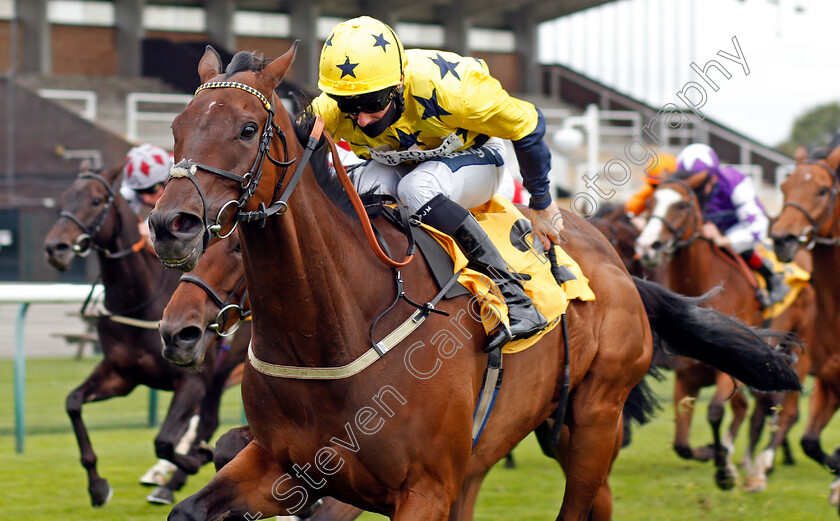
[
  {"left": 418, "top": 195, "right": 548, "bottom": 351},
  {"left": 756, "top": 257, "right": 789, "bottom": 306}
]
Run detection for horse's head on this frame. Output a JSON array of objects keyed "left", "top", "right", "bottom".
[
  {"left": 160, "top": 235, "right": 247, "bottom": 367},
  {"left": 149, "top": 43, "right": 298, "bottom": 271},
  {"left": 44, "top": 161, "right": 126, "bottom": 270},
  {"left": 635, "top": 170, "right": 708, "bottom": 267},
  {"left": 770, "top": 145, "right": 840, "bottom": 261}
]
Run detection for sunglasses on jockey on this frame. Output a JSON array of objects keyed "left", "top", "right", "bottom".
[{"left": 328, "top": 86, "right": 399, "bottom": 116}]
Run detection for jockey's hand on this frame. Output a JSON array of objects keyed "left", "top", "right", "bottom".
[
  {"left": 701, "top": 222, "right": 730, "bottom": 248},
  {"left": 531, "top": 201, "right": 565, "bottom": 250}
]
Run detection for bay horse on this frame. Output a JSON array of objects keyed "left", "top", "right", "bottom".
[
  {"left": 770, "top": 145, "right": 840, "bottom": 506},
  {"left": 635, "top": 170, "right": 813, "bottom": 492},
  {"left": 42, "top": 163, "right": 239, "bottom": 506},
  {"left": 149, "top": 44, "right": 799, "bottom": 521}
]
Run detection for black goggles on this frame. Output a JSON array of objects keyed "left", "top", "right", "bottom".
[
  {"left": 328, "top": 88, "right": 396, "bottom": 116},
  {"left": 134, "top": 182, "right": 164, "bottom": 196}
]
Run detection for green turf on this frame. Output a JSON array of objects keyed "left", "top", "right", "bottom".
[{"left": 2, "top": 357, "right": 840, "bottom": 520}]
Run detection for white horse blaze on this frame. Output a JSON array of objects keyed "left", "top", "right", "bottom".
[{"left": 636, "top": 188, "right": 683, "bottom": 255}]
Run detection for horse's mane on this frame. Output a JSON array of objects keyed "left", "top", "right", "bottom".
[
  {"left": 661, "top": 169, "right": 713, "bottom": 207},
  {"left": 293, "top": 110, "right": 379, "bottom": 218}
]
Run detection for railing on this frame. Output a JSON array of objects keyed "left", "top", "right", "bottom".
[
  {"left": 126, "top": 92, "right": 193, "bottom": 143},
  {"left": 1, "top": 283, "right": 159, "bottom": 453},
  {"left": 38, "top": 89, "right": 98, "bottom": 121}
]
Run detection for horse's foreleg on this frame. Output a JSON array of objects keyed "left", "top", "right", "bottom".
[
  {"left": 66, "top": 362, "right": 136, "bottom": 506},
  {"left": 744, "top": 392, "right": 773, "bottom": 472},
  {"left": 155, "top": 377, "right": 206, "bottom": 474},
  {"left": 673, "top": 374, "right": 712, "bottom": 461},
  {"left": 168, "top": 439, "right": 316, "bottom": 521},
  {"left": 556, "top": 380, "right": 627, "bottom": 521},
  {"left": 746, "top": 389, "right": 802, "bottom": 493},
  {"left": 447, "top": 470, "right": 489, "bottom": 521},
  {"left": 709, "top": 372, "right": 738, "bottom": 490},
  {"left": 801, "top": 378, "right": 840, "bottom": 472}
]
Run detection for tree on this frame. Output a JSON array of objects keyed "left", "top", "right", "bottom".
[{"left": 777, "top": 102, "right": 840, "bottom": 156}]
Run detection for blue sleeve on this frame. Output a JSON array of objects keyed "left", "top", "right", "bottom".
[{"left": 512, "top": 108, "right": 552, "bottom": 210}]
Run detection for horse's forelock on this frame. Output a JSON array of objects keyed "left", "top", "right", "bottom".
[{"left": 225, "top": 51, "right": 268, "bottom": 78}]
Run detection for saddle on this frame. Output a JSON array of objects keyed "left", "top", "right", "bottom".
[{"left": 382, "top": 194, "right": 595, "bottom": 354}]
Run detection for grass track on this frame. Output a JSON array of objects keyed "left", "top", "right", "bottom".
[{"left": 2, "top": 357, "right": 840, "bottom": 520}]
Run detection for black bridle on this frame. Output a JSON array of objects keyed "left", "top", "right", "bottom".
[
  {"left": 58, "top": 172, "right": 143, "bottom": 259},
  {"left": 168, "top": 80, "right": 321, "bottom": 253},
  {"left": 178, "top": 273, "right": 250, "bottom": 337},
  {"left": 647, "top": 179, "right": 703, "bottom": 254},
  {"left": 780, "top": 160, "right": 840, "bottom": 248}
]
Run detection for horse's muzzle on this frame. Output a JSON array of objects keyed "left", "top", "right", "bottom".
[{"left": 149, "top": 210, "right": 205, "bottom": 271}]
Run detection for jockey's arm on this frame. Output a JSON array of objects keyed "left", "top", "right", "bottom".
[
  {"left": 624, "top": 183, "right": 656, "bottom": 217},
  {"left": 723, "top": 177, "right": 769, "bottom": 254}
]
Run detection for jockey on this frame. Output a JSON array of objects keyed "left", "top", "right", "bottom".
[
  {"left": 309, "top": 16, "right": 561, "bottom": 350},
  {"left": 624, "top": 153, "right": 677, "bottom": 218},
  {"left": 676, "top": 143, "right": 787, "bottom": 306},
  {"left": 119, "top": 144, "right": 173, "bottom": 247}
]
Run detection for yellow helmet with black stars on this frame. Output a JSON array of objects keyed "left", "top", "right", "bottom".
[{"left": 318, "top": 16, "right": 407, "bottom": 96}]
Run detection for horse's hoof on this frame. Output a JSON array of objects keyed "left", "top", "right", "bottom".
[
  {"left": 90, "top": 479, "right": 113, "bottom": 507},
  {"left": 828, "top": 477, "right": 840, "bottom": 506},
  {"left": 147, "top": 486, "right": 175, "bottom": 505},
  {"left": 715, "top": 468, "right": 737, "bottom": 490},
  {"left": 744, "top": 475, "right": 767, "bottom": 493}
]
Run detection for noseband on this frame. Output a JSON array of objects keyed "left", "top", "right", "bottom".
[
  {"left": 168, "top": 81, "right": 307, "bottom": 252},
  {"left": 59, "top": 173, "right": 115, "bottom": 256},
  {"left": 780, "top": 160, "right": 840, "bottom": 248},
  {"left": 647, "top": 179, "right": 702, "bottom": 254},
  {"left": 179, "top": 272, "right": 250, "bottom": 337}
]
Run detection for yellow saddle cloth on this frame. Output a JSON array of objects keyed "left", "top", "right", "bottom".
[
  {"left": 755, "top": 243, "right": 811, "bottom": 321},
  {"left": 421, "top": 195, "right": 595, "bottom": 354}
]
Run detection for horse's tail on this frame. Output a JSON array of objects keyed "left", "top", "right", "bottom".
[{"left": 633, "top": 276, "right": 801, "bottom": 392}]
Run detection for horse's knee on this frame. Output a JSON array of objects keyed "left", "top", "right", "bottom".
[
  {"left": 801, "top": 436, "right": 824, "bottom": 464},
  {"left": 214, "top": 427, "right": 253, "bottom": 472},
  {"left": 673, "top": 443, "right": 693, "bottom": 460},
  {"left": 66, "top": 390, "right": 84, "bottom": 416},
  {"left": 155, "top": 437, "right": 176, "bottom": 461},
  {"left": 708, "top": 403, "right": 725, "bottom": 424}
]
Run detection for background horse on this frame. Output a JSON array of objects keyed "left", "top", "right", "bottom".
[
  {"left": 771, "top": 145, "right": 840, "bottom": 507},
  {"left": 42, "top": 163, "right": 242, "bottom": 506},
  {"left": 635, "top": 169, "right": 813, "bottom": 492},
  {"left": 148, "top": 45, "right": 798, "bottom": 521}
]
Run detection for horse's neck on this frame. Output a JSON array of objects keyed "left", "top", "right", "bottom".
[
  {"left": 97, "top": 200, "right": 167, "bottom": 317},
  {"left": 240, "top": 162, "right": 388, "bottom": 366},
  {"left": 668, "top": 240, "right": 722, "bottom": 295},
  {"left": 812, "top": 245, "right": 840, "bottom": 316}
]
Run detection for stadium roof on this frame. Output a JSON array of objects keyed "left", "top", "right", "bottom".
[{"left": 143, "top": 0, "right": 616, "bottom": 29}]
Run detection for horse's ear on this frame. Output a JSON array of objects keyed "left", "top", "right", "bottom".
[
  {"left": 198, "top": 45, "right": 223, "bottom": 84},
  {"left": 794, "top": 146, "right": 808, "bottom": 163},
  {"left": 684, "top": 170, "right": 710, "bottom": 190},
  {"left": 262, "top": 41, "right": 299, "bottom": 88},
  {"left": 102, "top": 160, "right": 127, "bottom": 185},
  {"left": 824, "top": 144, "right": 840, "bottom": 172}
]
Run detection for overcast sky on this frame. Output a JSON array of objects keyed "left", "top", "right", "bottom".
[{"left": 538, "top": 0, "right": 840, "bottom": 147}]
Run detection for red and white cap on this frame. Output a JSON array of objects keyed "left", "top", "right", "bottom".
[{"left": 123, "top": 144, "right": 173, "bottom": 190}]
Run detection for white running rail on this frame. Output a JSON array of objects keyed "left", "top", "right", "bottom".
[{"left": 39, "top": 89, "right": 97, "bottom": 121}]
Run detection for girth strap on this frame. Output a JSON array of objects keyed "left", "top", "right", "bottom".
[{"left": 248, "top": 268, "right": 462, "bottom": 379}]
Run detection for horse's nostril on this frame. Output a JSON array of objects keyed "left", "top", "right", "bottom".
[
  {"left": 175, "top": 326, "right": 203, "bottom": 347},
  {"left": 651, "top": 241, "right": 662, "bottom": 250}
]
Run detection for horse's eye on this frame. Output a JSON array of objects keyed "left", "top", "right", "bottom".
[
  {"left": 92, "top": 197, "right": 103, "bottom": 206},
  {"left": 240, "top": 123, "right": 258, "bottom": 140},
  {"left": 819, "top": 186, "right": 829, "bottom": 196},
  {"left": 675, "top": 201, "right": 689, "bottom": 210}
]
